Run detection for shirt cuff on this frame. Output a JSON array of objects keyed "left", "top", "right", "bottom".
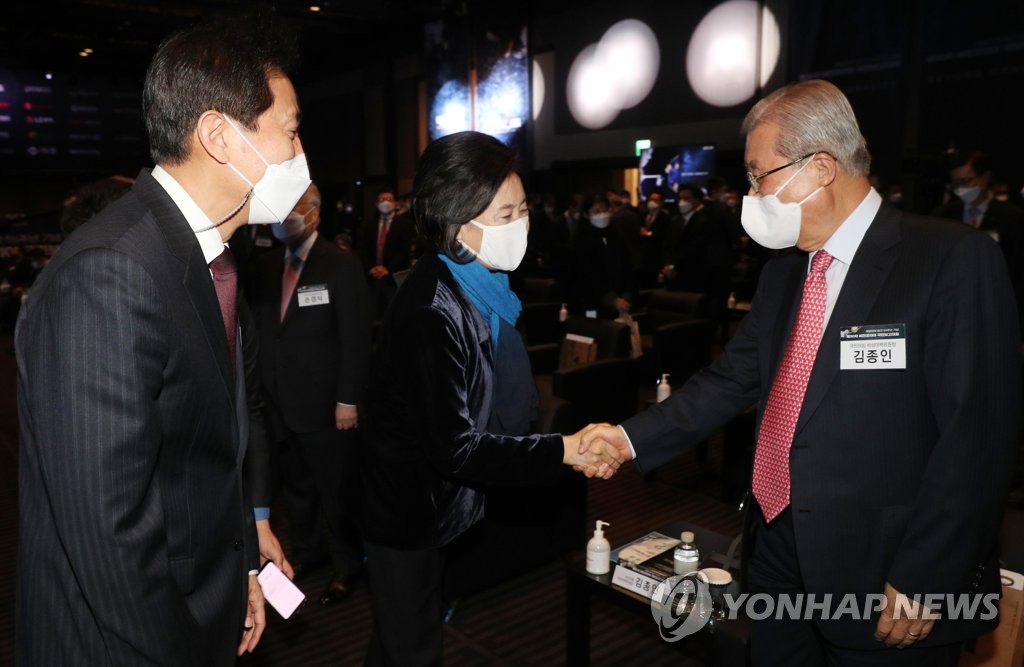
[
  {"left": 619, "top": 425, "right": 638, "bottom": 461},
  {"left": 336, "top": 402, "right": 356, "bottom": 408},
  {"left": 254, "top": 507, "right": 270, "bottom": 521}
]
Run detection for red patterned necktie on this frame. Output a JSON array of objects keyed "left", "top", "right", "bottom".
[
  {"left": 280, "top": 252, "right": 303, "bottom": 321},
  {"left": 752, "top": 250, "right": 833, "bottom": 522},
  {"left": 209, "top": 248, "right": 238, "bottom": 367}
]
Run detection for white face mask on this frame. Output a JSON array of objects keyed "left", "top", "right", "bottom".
[
  {"left": 377, "top": 200, "right": 395, "bottom": 215},
  {"left": 223, "top": 116, "right": 311, "bottom": 225},
  {"left": 953, "top": 185, "right": 981, "bottom": 205},
  {"left": 589, "top": 212, "right": 611, "bottom": 229},
  {"left": 678, "top": 201, "right": 694, "bottom": 215},
  {"left": 647, "top": 200, "right": 660, "bottom": 211},
  {"left": 461, "top": 215, "right": 530, "bottom": 272},
  {"left": 272, "top": 208, "right": 310, "bottom": 243},
  {"left": 740, "top": 154, "right": 821, "bottom": 250}
]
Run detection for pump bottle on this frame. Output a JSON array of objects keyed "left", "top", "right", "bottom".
[
  {"left": 656, "top": 373, "right": 672, "bottom": 402},
  {"left": 586, "top": 520, "right": 611, "bottom": 574}
]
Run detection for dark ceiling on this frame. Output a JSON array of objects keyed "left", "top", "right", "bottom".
[{"left": 0, "top": 0, "right": 464, "bottom": 83}]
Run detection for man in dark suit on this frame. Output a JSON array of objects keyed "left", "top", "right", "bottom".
[
  {"left": 16, "top": 17, "right": 307, "bottom": 664},
  {"left": 581, "top": 80, "right": 1019, "bottom": 665},
  {"left": 250, "top": 182, "right": 371, "bottom": 604},
  {"left": 358, "top": 187, "right": 418, "bottom": 319},
  {"left": 932, "top": 151, "right": 1024, "bottom": 334}
]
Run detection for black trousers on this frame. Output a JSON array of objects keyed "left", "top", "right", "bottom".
[
  {"left": 363, "top": 541, "right": 444, "bottom": 667},
  {"left": 282, "top": 426, "right": 362, "bottom": 575},
  {"left": 747, "top": 505, "right": 962, "bottom": 667}
]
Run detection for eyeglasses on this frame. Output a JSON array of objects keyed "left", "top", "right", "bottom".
[{"left": 745, "top": 153, "right": 817, "bottom": 194}]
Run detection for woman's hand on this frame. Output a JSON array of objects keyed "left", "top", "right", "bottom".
[{"left": 562, "top": 430, "right": 624, "bottom": 479}]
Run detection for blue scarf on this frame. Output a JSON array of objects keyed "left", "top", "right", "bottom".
[{"left": 438, "top": 253, "right": 521, "bottom": 347}]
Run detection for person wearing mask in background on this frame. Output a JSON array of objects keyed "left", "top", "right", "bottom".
[
  {"left": 662, "top": 182, "right": 733, "bottom": 326},
  {"left": 360, "top": 131, "right": 624, "bottom": 666},
  {"left": 580, "top": 79, "right": 1019, "bottom": 666},
  {"left": 358, "top": 187, "right": 418, "bottom": 320},
  {"left": 249, "top": 182, "right": 371, "bottom": 604},
  {"left": 638, "top": 190, "right": 671, "bottom": 288},
  {"left": 16, "top": 15, "right": 304, "bottom": 663},
  {"left": 568, "top": 192, "right": 635, "bottom": 319},
  {"left": 932, "top": 151, "right": 1024, "bottom": 334}
]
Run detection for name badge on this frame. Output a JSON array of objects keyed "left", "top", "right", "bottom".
[
  {"left": 255, "top": 236, "right": 273, "bottom": 248},
  {"left": 297, "top": 284, "right": 329, "bottom": 307},
  {"left": 840, "top": 323, "right": 906, "bottom": 370}
]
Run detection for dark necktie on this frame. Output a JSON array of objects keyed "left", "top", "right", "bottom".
[
  {"left": 376, "top": 217, "right": 391, "bottom": 265},
  {"left": 752, "top": 250, "right": 833, "bottom": 522},
  {"left": 209, "top": 248, "right": 238, "bottom": 367},
  {"left": 280, "top": 252, "right": 303, "bottom": 321}
]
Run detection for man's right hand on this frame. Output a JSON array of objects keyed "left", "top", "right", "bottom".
[
  {"left": 368, "top": 265, "right": 390, "bottom": 279},
  {"left": 578, "top": 423, "right": 634, "bottom": 463}
]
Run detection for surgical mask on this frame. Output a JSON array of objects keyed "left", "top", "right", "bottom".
[
  {"left": 740, "top": 155, "right": 821, "bottom": 250},
  {"left": 460, "top": 215, "right": 529, "bottom": 272},
  {"left": 647, "top": 201, "right": 660, "bottom": 211},
  {"left": 224, "top": 116, "right": 311, "bottom": 225},
  {"left": 954, "top": 185, "right": 981, "bottom": 205},
  {"left": 678, "top": 201, "right": 694, "bottom": 216},
  {"left": 589, "top": 212, "right": 611, "bottom": 229},
  {"left": 377, "top": 200, "right": 395, "bottom": 215},
  {"left": 272, "top": 209, "right": 310, "bottom": 243}
]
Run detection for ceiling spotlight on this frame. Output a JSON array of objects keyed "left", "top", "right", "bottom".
[
  {"left": 83, "top": 48, "right": 94, "bottom": 54},
  {"left": 79, "top": 51, "right": 90, "bottom": 57},
  {"left": 309, "top": 5, "right": 321, "bottom": 11},
  {"left": 45, "top": 73, "right": 53, "bottom": 80}
]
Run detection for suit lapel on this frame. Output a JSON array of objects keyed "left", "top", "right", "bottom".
[
  {"left": 794, "top": 205, "right": 902, "bottom": 435},
  {"left": 134, "top": 169, "right": 237, "bottom": 399}
]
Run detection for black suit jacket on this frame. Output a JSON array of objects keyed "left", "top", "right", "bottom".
[
  {"left": 358, "top": 213, "right": 418, "bottom": 275},
  {"left": 249, "top": 235, "right": 372, "bottom": 435},
  {"left": 16, "top": 169, "right": 261, "bottom": 664},
  {"left": 360, "top": 253, "right": 565, "bottom": 549},
  {"left": 623, "top": 203, "right": 1020, "bottom": 648}
]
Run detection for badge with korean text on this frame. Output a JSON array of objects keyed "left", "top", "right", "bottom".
[
  {"left": 839, "top": 323, "right": 906, "bottom": 370},
  {"left": 297, "top": 284, "right": 329, "bottom": 307}
]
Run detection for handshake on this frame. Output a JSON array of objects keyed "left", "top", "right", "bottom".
[{"left": 561, "top": 423, "right": 635, "bottom": 480}]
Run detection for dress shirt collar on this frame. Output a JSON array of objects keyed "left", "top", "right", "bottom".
[
  {"left": 286, "top": 230, "right": 318, "bottom": 263},
  {"left": 815, "top": 187, "right": 881, "bottom": 268},
  {"left": 151, "top": 165, "right": 227, "bottom": 263}
]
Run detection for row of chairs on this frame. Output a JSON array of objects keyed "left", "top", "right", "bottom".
[{"left": 521, "top": 290, "right": 718, "bottom": 434}]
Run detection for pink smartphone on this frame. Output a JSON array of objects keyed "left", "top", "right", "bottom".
[{"left": 257, "top": 562, "right": 305, "bottom": 619}]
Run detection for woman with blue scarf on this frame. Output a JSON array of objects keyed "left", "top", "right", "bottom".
[{"left": 360, "top": 131, "right": 623, "bottom": 666}]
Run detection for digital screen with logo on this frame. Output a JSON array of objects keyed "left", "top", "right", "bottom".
[{"left": 0, "top": 68, "right": 147, "bottom": 173}]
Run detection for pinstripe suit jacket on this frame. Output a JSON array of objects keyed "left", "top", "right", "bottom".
[
  {"left": 16, "top": 169, "right": 259, "bottom": 665},
  {"left": 623, "top": 203, "right": 1020, "bottom": 648}
]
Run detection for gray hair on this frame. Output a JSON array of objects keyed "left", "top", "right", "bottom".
[{"left": 741, "top": 79, "right": 871, "bottom": 177}]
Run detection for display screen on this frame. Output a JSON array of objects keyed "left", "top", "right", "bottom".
[
  {"left": 638, "top": 143, "right": 716, "bottom": 202},
  {"left": 0, "top": 68, "right": 148, "bottom": 173}
]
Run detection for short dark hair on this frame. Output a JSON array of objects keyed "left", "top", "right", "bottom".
[
  {"left": 676, "top": 182, "right": 701, "bottom": 199},
  {"left": 143, "top": 14, "right": 299, "bottom": 165},
  {"left": 60, "top": 175, "right": 135, "bottom": 236},
  {"left": 412, "top": 131, "right": 518, "bottom": 262}
]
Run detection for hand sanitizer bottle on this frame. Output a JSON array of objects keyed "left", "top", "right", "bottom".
[
  {"left": 656, "top": 373, "right": 671, "bottom": 402},
  {"left": 586, "top": 520, "right": 611, "bottom": 574}
]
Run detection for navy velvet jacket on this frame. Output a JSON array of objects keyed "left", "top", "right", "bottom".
[{"left": 360, "top": 253, "right": 564, "bottom": 549}]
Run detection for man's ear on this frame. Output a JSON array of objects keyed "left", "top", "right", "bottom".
[
  {"left": 815, "top": 153, "right": 838, "bottom": 188},
  {"left": 196, "top": 111, "right": 231, "bottom": 164}
]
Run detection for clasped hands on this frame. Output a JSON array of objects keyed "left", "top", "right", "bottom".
[{"left": 562, "top": 422, "right": 635, "bottom": 479}]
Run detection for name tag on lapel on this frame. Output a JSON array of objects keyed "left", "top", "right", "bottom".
[
  {"left": 297, "top": 284, "right": 329, "bottom": 307},
  {"left": 839, "top": 323, "right": 906, "bottom": 370}
]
